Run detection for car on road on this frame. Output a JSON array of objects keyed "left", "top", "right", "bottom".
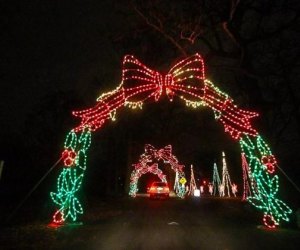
[{"left": 148, "top": 182, "right": 170, "bottom": 199}]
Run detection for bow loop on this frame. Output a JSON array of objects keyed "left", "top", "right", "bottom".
[
  {"left": 144, "top": 144, "right": 156, "bottom": 155},
  {"left": 122, "top": 55, "right": 162, "bottom": 103}
]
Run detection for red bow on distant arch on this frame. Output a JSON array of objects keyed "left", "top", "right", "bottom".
[{"left": 144, "top": 144, "right": 173, "bottom": 159}]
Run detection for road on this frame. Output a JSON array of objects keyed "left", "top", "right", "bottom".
[{"left": 1, "top": 196, "right": 300, "bottom": 249}]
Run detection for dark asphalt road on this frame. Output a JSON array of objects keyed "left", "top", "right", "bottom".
[{"left": 1, "top": 196, "right": 300, "bottom": 249}]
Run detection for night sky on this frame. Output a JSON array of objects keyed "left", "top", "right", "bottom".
[
  {"left": 1, "top": 1, "right": 120, "bottom": 132},
  {"left": 1, "top": 0, "right": 299, "bottom": 209}
]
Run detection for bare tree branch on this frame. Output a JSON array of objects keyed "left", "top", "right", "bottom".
[
  {"left": 180, "top": 22, "right": 202, "bottom": 44},
  {"left": 131, "top": 3, "right": 187, "bottom": 56},
  {"left": 229, "top": 0, "right": 241, "bottom": 21}
]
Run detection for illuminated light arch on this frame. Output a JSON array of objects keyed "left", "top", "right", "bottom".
[
  {"left": 50, "top": 54, "right": 292, "bottom": 228},
  {"left": 128, "top": 144, "right": 186, "bottom": 198}
]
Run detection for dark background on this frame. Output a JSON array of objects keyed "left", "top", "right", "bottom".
[{"left": 0, "top": 0, "right": 299, "bottom": 218}]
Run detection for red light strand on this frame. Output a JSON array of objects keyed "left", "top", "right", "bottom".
[{"left": 72, "top": 54, "right": 258, "bottom": 139}]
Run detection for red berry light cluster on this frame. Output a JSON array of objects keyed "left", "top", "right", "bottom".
[
  {"left": 62, "top": 149, "right": 77, "bottom": 167},
  {"left": 261, "top": 155, "right": 277, "bottom": 174}
]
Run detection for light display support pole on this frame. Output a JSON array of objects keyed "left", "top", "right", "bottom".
[
  {"left": 0, "top": 160, "right": 4, "bottom": 182},
  {"left": 8, "top": 157, "right": 62, "bottom": 223}
]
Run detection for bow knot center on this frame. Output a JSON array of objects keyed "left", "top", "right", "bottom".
[
  {"left": 154, "top": 73, "right": 173, "bottom": 88},
  {"left": 154, "top": 73, "right": 174, "bottom": 101}
]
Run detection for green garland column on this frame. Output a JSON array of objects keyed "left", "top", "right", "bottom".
[
  {"left": 239, "top": 134, "right": 292, "bottom": 228},
  {"left": 50, "top": 127, "right": 91, "bottom": 223}
]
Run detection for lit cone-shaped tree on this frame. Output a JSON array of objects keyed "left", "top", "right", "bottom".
[
  {"left": 241, "top": 153, "right": 259, "bottom": 200},
  {"left": 221, "top": 152, "right": 233, "bottom": 197},
  {"left": 212, "top": 162, "right": 221, "bottom": 196},
  {"left": 241, "top": 153, "right": 252, "bottom": 200},
  {"left": 174, "top": 171, "right": 180, "bottom": 194},
  {"left": 188, "top": 165, "right": 197, "bottom": 196}
]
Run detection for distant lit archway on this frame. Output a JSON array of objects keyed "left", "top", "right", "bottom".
[
  {"left": 129, "top": 144, "right": 185, "bottom": 198},
  {"left": 50, "top": 54, "right": 292, "bottom": 228}
]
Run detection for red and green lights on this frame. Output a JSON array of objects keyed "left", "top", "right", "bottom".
[
  {"left": 129, "top": 144, "right": 186, "bottom": 198},
  {"left": 50, "top": 54, "right": 292, "bottom": 228}
]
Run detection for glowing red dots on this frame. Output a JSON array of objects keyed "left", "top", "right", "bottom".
[
  {"left": 261, "top": 155, "right": 277, "bottom": 173},
  {"left": 62, "top": 149, "right": 77, "bottom": 167},
  {"left": 263, "top": 214, "right": 277, "bottom": 229}
]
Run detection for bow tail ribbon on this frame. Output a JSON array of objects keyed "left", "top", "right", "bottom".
[{"left": 203, "top": 80, "right": 258, "bottom": 139}]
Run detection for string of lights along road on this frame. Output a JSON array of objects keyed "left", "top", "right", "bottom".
[{"left": 50, "top": 53, "right": 292, "bottom": 228}]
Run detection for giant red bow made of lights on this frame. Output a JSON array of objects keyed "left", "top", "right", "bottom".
[
  {"left": 72, "top": 54, "right": 258, "bottom": 139},
  {"left": 144, "top": 144, "right": 173, "bottom": 160},
  {"left": 134, "top": 163, "right": 158, "bottom": 175}
]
